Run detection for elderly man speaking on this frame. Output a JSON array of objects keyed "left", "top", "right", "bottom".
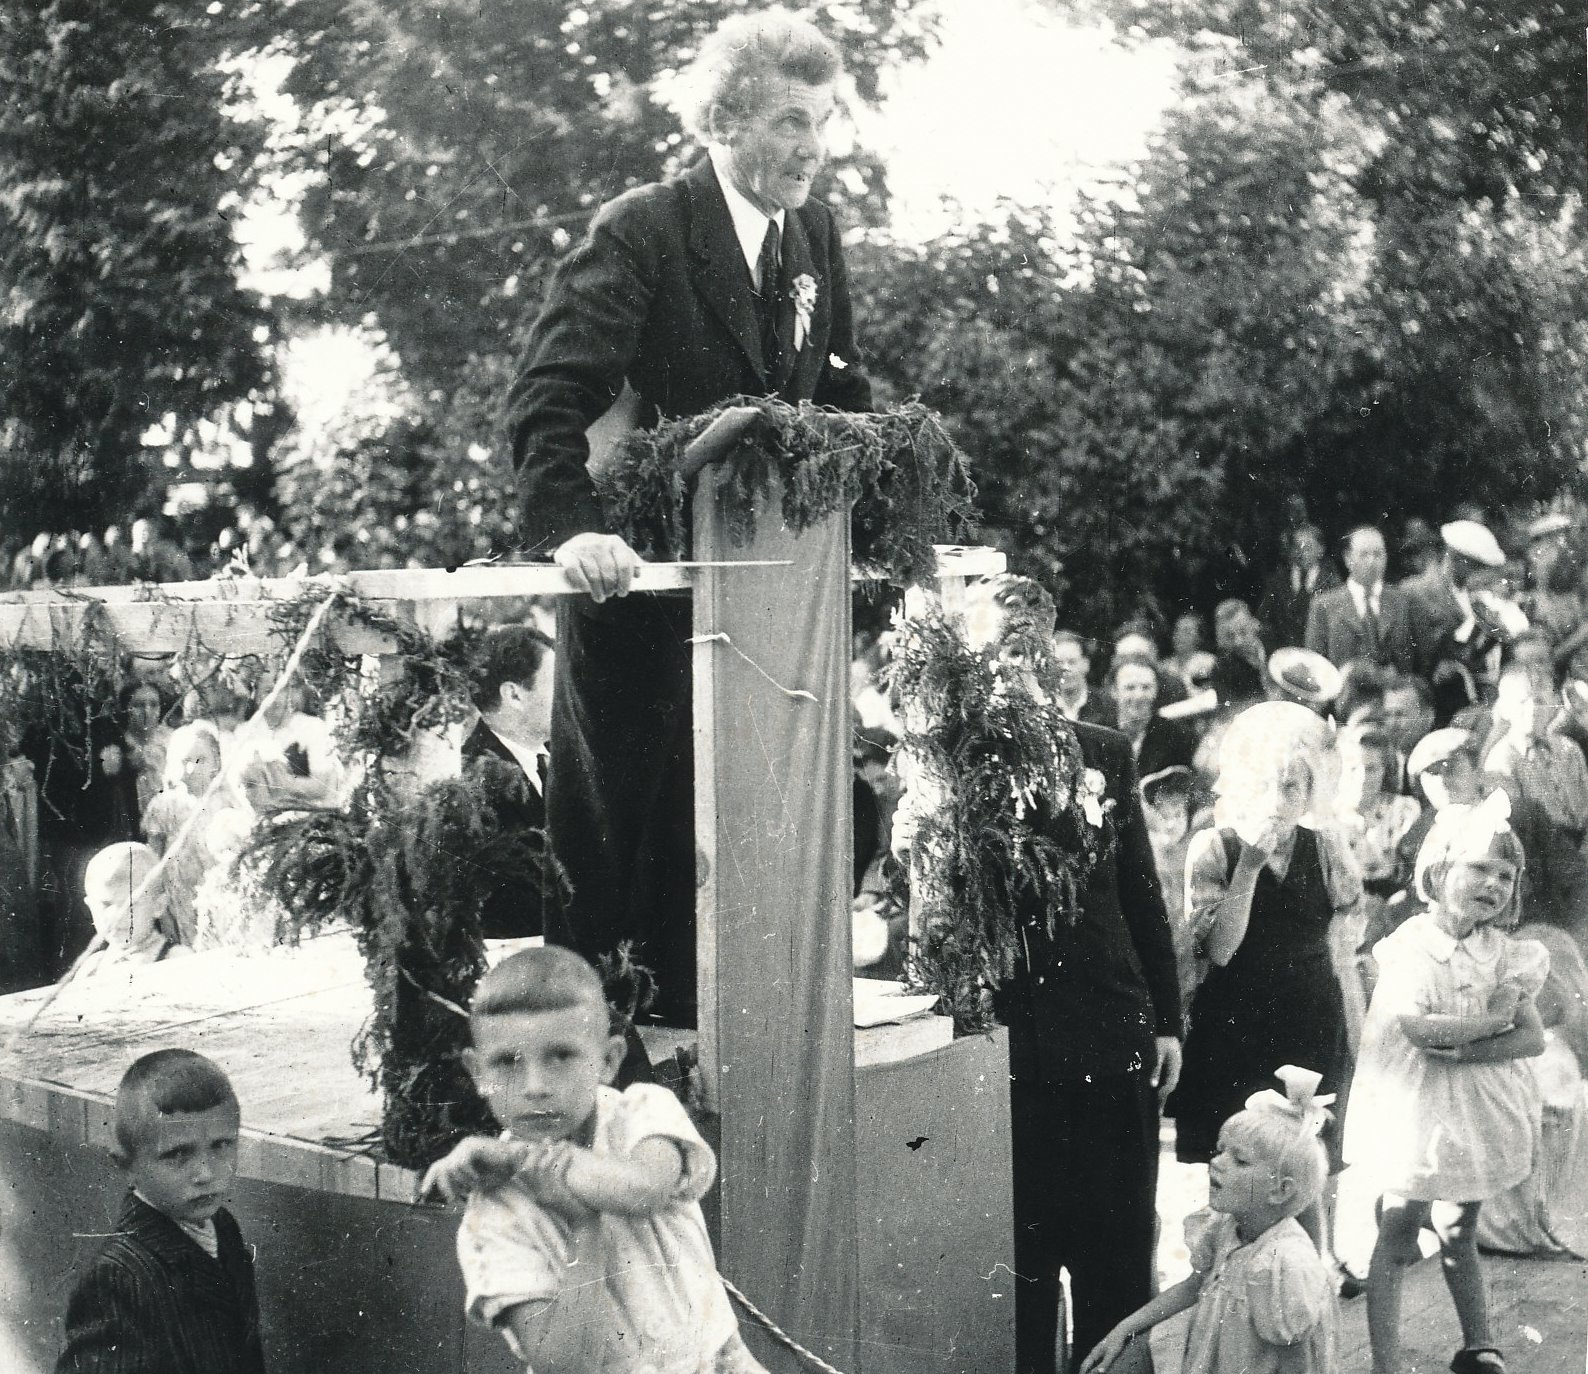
[{"left": 503, "top": 10, "right": 872, "bottom": 1035}]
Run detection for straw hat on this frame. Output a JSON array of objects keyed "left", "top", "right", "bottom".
[
  {"left": 1440, "top": 520, "right": 1505, "bottom": 568},
  {"left": 1267, "top": 647, "right": 1343, "bottom": 708}
]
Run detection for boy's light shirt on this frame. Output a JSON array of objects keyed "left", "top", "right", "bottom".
[
  {"left": 458, "top": 1082, "right": 737, "bottom": 1373},
  {"left": 132, "top": 1188, "right": 220, "bottom": 1257}
]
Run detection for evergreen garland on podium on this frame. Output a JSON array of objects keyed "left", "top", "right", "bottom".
[{"left": 597, "top": 396, "right": 977, "bottom": 583}]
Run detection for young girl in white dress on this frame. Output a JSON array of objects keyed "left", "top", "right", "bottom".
[
  {"left": 1082, "top": 1065, "right": 1338, "bottom": 1374},
  {"left": 1343, "top": 792, "right": 1549, "bottom": 1374}
]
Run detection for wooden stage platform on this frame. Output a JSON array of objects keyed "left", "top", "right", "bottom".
[{"left": 0, "top": 931, "right": 1014, "bottom": 1374}]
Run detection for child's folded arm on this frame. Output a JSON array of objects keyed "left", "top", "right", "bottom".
[
  {"left": 1398, "top": 1010, "right": 1515, "bottom": 1048},
  {"left": 561, "top": 1134, "right": 687, "bottom": 1216},
  {"left": 420, "top": 1136, "right": 528, "bottom": 1203},
  {"left": 1428, "top": 998, "right": 1546, "bottom": 1063}
]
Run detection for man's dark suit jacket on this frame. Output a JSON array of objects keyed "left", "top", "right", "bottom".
[
  {"left": 1259, "top": 561, "right": 1342, "bottom": 650},
  {"left": 504, "top": 157, "right": 871, "bottom": 1026},
  {"left": 1400, "top": 564, "right": 1478, "bottom": 679},
  {"left": 1304, "top": 582, "right": 1415, "bottom": 673},
  {"left": 506, "top": 155, "right": 872, "bottom": 553},
  {"left": 56, "top": 1192, "right": 265, "bottom": 1374},
  {"left": 461, "top": 718, "right": 546, "bottom": 940},
  {"left": 1132, "top": 715, "right": 1198, "bottom": 781},
  {"left": 992, "top": 721, "right": 1183, "bottom": 1082}
]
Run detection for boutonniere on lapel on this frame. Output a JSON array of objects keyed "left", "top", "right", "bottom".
[
  {"left": 1079, "top": 767, "right": 1115, "bottom": 831},
  {"left": 790, "top": 273, "right": 818, "bottom": 352}
]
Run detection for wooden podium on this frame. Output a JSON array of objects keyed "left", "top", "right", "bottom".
[{"left": 0, "top": 477, "right": 1015, "bottom": 1373}]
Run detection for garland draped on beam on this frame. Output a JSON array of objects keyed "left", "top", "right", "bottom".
[
  {"left": 888, "top": 579, "right": 1111, "bottom": 1034},
  {"left": 596, "top": 396, "right": 979, "bottom": 585}
]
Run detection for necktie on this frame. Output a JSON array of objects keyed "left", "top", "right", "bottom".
[
  {"left": 534, "top": 751, "right": 549, "bottom": 796},
  {"left": 1363, "top": 593, "right": 1381, "bottom": 660},
  {"left": 756, "top": 217, "right": 782, "bottom": 375}
]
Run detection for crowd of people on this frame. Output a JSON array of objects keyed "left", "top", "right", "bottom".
[
  {"left": 2, "top": 509, "right": 340, "bottom": 594},
  {"left": 26, "top": 5, "right": 1588, "bottom": 1372}
]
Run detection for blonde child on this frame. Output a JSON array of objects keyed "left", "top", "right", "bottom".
[
  {"left": 1082, "top": 1065, "right": 1338, "bottom": 1374},
  {"left": 141, "top": 721, "right": 236, "bottom": 947},
  {"left": 420, "top": 946, "right": 767, "bottom": 1374},
  {"left": 79, "top": 841, "right": 187, "bottom": 976},
  {"left": 1343, "top": 792, "right": 1548, "bottom": 1374}
]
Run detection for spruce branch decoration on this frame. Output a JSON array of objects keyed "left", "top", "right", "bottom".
[
  {"left": 889, "top": 593, "right": 1109, "bottom": 1034},
  {"left": 596, "top": 396, "right": 978, "bottom": 585}
]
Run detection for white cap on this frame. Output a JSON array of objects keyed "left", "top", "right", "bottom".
[{"left": 1440, "top": 519, "right": 1505, "bottom": 568}]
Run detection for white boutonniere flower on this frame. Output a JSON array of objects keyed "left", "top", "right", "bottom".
[
  {"left": 1079, "top": 767, "right": 1113, "bottom": 830},
  {"left": 790, "top": 273, "right": 818, "bottom": 352}
]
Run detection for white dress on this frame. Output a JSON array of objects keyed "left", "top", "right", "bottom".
[
  {"left": 457, "top": 1083, "right": 767, "bottom": 1374},
  {"left": 1343, "top": 911, "right": 1549, "bottom": 1200},
  {"left": 1180, "top": 1209, "right": 1338, "bottom": 1374}
]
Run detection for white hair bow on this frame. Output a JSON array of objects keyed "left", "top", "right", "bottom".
[{"left": 1243, "top": 1064, "right": 1334, "bottom": 1137}]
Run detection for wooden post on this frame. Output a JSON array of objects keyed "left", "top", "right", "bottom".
[{"left": 691, "top": 471, "right": 859, "bottom": 1372}]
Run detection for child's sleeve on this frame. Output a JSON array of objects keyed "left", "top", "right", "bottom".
[
  {"left": 611, "top": 1083, "right": 718, "bottom": 1204},
  {"left": 1247, "top": 1233, "right": 1334, "bottom": 1347},
  {"left": 455, "top": 1186, "right": 569, "bottom": 1330},
  {"left": 1368, "top": 928, "right": 1441, "bottom": 1016},
  {"left": 1502, "top": 937, "right": 1551, "bottom": 999},
  {"left": 1183, "top": 1207, "right": 1225, "bottom": 1275},
  {"left": 56, "top": 1258, "right": 169, "bottom": 1373}
]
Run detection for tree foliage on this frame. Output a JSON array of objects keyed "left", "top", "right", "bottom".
[
  {"left": 0, "top": 0, "right": 274, "bottom": 534},
  {"left": 858, "top": 1, "right": 1588, "bottom": 633}
]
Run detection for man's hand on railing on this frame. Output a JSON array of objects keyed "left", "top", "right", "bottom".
[{"left": 554, "top": 532, "right": 643, "bottom": 603}]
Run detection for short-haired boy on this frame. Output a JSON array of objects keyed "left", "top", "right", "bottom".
[
  {"left": 56, "top": 1049, "right": 265, "bottom": 1374},
  {"left": 422, "top": 945, "right": 766, "bottom": 1374}
]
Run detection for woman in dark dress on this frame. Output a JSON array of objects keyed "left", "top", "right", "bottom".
[{"left": 1168, "top": 701, "right": 1362, "bottom": 1270}]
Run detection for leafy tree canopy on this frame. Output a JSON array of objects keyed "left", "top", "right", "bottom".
[{"left": 0, "top": 0, "right": 274, "bottom": 533}]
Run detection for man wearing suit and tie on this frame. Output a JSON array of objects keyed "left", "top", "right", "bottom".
[
  {"left": 463, "top": 625, "right": 554, "bottom": 940},
  {"left": 1304, "top": 524, "right": 1415, "bottom": 673},
  {"left": 503, "top": 10, "right": 872, "bottom": 1029}
]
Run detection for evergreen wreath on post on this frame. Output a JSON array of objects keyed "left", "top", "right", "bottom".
[
  {"left": 888, "top": 576, "right": 1113, "bottom": 1034},
  {"left": 595, "top": 395, "right": 978, "bottom": 584}
]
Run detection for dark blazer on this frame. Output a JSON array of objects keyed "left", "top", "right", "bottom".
[
  {"left": 992, "top": 721, "right": 1183, "bottom": 1082},
  {"left": 1258, "top": 561, "right": 1342, "bottom": 650},
  {"left": 505, "top": 156, "right": 873, "bottom": 554},
  {"left": 56, "top": 1192, "right": 265, "bottom": 1374},
  {"left": 1399, "top": 564, "right": 1495, "bottom": 680},
  {"left": 1132, "top": 715, "right": 1198, "bottom": 780},
  {"left": 512, "top": 159, "right": 873, "bottom": 1029},
  {"left": 1304, "top": 582, "right": 1415, "bottom": 673},
  {"left": 461, "top": 719, "right": 546, "bottom": 940}
]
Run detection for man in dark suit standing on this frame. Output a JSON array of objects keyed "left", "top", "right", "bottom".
[
  {"left": 462, "top": 625, "right": 554, "bottom": 940},
  {"left": 503, "top": 11, "right": 871, "bottom": 1027},
  {"left": 1258, "top": 523, "right": 1340, "bottom": 649},
  {"left": 995, "top": 715, "right": 1181, "bottom": 1374},
  {"left": 1304, "top": 525, "right": 1415, "bottom": 673},
  {"left": 1400, "top": 518, "right": 1509, "bottom": 681},
  {"left": 901, "top": 576, "right": 1182, "bottom": 1374}
]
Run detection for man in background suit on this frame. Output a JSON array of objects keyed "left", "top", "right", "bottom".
[
  {"left": 1305, "top": 525, "right": 1415, "bottom": 673},
  {"left": 504, "top": 11, "right": 872, "bottom": 1027},
  {"left": 462, "top": 625, "right": 554, "bottom": 940},
  {"left": 1259, "top": 523, "right": 1340, "bottom": 649}
]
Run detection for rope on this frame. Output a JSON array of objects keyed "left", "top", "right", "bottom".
[
  {"left": 721, "top": 1276, "right": 852, "bottom": 1374},
  {"left": 686, "top": 632, "right": 818, "bottom": 704},
  {"left": 4, "top": 590, "right": 344, "bottom": 1054}
]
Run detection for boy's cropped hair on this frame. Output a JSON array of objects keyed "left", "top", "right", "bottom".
[
  {"left": 471, "top": 945, "right": 607, "bottom": 1026},
  {"left": 84, "top": 841, "right": 157, "bottom": 902},
  {"left": 114, "top": 1049, "right": 238, "bottom": 1161}
]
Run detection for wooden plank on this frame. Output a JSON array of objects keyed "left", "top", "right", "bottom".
[{"left": 0, "top": 547, "right": 1000, "bottom": 655}]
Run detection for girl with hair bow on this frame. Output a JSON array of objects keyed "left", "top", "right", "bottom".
[
  {"left": 1343, "top": 790, "right": 1549, "bottom": 1374},
  {"left": 1083, "top": 1065, "right": 1339, "bottom": 1374}
]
